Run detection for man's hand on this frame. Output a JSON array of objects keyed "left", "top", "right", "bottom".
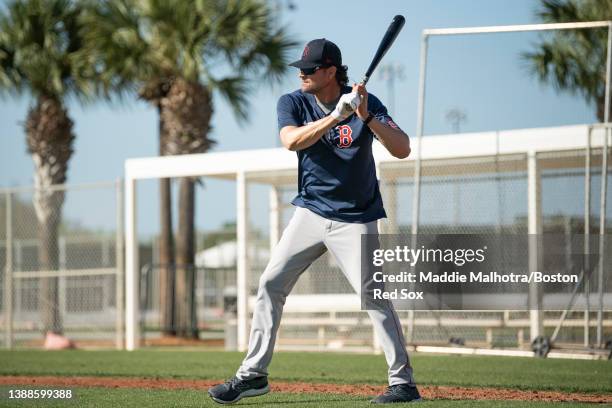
[
  {"left": 353, "top": 83, "right": 369, "bottom": 120},
  {"left": 331, "top": 92, "right": 361, "bottom": 120},
  {"left": 351, "top": 82, "right": 411, "bottom": 159}
]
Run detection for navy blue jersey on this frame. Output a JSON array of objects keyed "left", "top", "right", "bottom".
[{"left": 277, "top": 86, "right": 402, "bottom": 223}]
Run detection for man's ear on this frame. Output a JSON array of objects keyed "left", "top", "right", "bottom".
[{"left": 327, "top": 66, "right": 337, "bottom": 81}]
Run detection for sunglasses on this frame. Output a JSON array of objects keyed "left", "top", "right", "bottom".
[{"left": 300, "top": 65, "right": 330, "bottom": 76}]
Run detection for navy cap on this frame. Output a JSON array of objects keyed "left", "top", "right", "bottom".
[{"left": 289, "top": 38, "right": 342, "bottom": 69}]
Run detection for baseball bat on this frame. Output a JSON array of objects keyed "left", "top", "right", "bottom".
[{"left": 361, "top": 15, "right": 405, "bottom": 85}]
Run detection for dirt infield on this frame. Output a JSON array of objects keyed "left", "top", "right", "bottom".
[{"left": 1, "top": 376, "right": 611, "bottom": 404}]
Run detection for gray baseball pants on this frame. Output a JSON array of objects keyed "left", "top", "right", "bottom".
[{"left": 235, "top": 206, "right": 416, "bottom": 386}]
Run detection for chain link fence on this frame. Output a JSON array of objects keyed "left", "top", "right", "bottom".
[
  {"left": 1, "top": 181, "right": 124, "bottom": 349},
  {"left": 256, "top": 146, "right": 611, "bottom": 352},
  {"left": 123, "top": 127, "right": 610, "bottom": 355}
]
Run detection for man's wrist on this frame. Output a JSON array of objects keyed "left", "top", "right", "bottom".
[
  {"left": 363, "top": 112, "right": 374, "bottom": 126},
  {"left": 328, "top": 113, "right": 342, "bottom": 124}
]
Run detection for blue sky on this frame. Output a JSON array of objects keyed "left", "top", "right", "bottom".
[{"left": 0, "top": 0, "right": 599, "bottom": 238}]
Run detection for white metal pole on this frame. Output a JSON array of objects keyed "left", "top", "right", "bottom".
[
  {"left": 14, "top": 240, "right": 21, "bottom": 319},
  {"left": 528, "top": 151, "right": 543, "bottom": 340},
  {"left": 372, "top": 164, "right": 383, "bottom": 354},
  {"left": 377, "top": 164, "right": 398, "bottom": 235},
  {"left": 102, "top": 237, "right": 110, "bottom": 267},
  {"left": 411, "top": 33, "right": 429, "bottom": 237},
  {"left": 375, "top": 162, "right": 392, "bottom": 351},
  {"left": 236, "top": 171, "right": 250, "bottom": 352},
  {"left": 597, "top": 24, "right": 612, "bottom": 347},
  {"left": 584, "top": 127, "right": 592, "bottom": 347},
  {"left": 423, "top": 21, "right": 611, "bottom": 36},
  {"left": 386, "top": 183, "right": 399, "bottom": 235},
  {"left": 597, "top": 128, "right": 609, "bottom": 347},
  {"left": 408, "top": 34, "right": 429, "bottom": 344},
  {"left": 4, "top": 191, "right": 13, "bottom": 349},
  {"left": 125, "top": 178, "right": 139, "bottom": 351},
  {"left": 495, "top": 131, "right": 504, "bottom": 233},
  {"left": 58, "top": 237, "right": 66, "bottom": 321},
  {"left": 414, "top": 19, "right": 612, "bottom": 348},
  {"left": 375, "top": 162, "right": 382, "bottom": 235},
  {"left": 116, "top": 179, "right": 125, "bottom": 350}
]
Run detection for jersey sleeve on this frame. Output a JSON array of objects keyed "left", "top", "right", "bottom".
[
  {"left": 368, "top": 94, "right": 403, "bottom": 134},
  {"left": 277, "top": 93, "right": 302, "bottom": 130}
]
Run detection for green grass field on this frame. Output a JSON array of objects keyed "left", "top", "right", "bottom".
[
  {"left": 0, "top": 388, "right": 606, "bottom": 408},
  {"left": 0, "top": 349, "right": 610, "bottom": 407}
]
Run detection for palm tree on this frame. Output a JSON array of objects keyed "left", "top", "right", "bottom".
[
  {"left": 0, "top": 0, "right": 92, "bottom": 334},
  {"left": 523, "top": 0, "right": 612, "bottom": 121},
  {"left": 139, "top": 79, "right": 177, "bottom": 337},
  {"left": 83, "top": 0, "right": 296, "bottom": 338}
]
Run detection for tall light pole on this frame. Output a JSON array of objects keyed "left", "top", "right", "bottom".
[{"left": 445, "top": 107, "right": 467, "bottom": 134}]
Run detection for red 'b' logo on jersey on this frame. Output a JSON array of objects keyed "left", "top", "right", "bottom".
[{"left": 336, "top": 125, "right": 353, "bottom": 148}]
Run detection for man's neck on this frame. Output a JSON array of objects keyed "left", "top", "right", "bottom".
[{"left": 314, "top": 82, "right": 342, "bottom": 104}]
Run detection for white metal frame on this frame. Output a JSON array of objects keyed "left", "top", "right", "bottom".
[
  {"left": 411, "top": 21, "right": 612, "bottom": 344},
  {"left": 123, "top": 124, "right": 610, "bottom": 350}
]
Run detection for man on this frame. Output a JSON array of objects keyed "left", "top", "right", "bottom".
[{"left": 209, "top": 39, "right": 420, "bottom": 404}]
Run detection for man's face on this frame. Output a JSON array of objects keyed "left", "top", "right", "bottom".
[{"left": 299, "top": 65, "right": 336, "bottom": 93}]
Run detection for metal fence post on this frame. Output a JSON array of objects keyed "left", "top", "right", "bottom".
[
  {"left": 14, "top": 240, "right": 21, "bottom": 318},
  {"left": 116, "top": 178, "right": 125, "bottom": 350},
  {"left": 408, "top": 33, "right": 429, "bottom": 345},
  {"left": 58, "top": 236, "right": 67, "bottom": 324},
  {"left": 528, "top": 151, "right": 543, "bottom": 340},
  {"left": 596, "top": 23, "right": 612, "bottom": 348},
  {"left": 4, "top": 191, "right": 13, "bottom": 349},
  {"left": 597, "top": 125, "right": 610, "bottom": 347},
  {"left": 584, "top": 127, "right": 592, "bottom": 347},
  {"left": 125, "top": 177, "right": 139, "bottom": 351}
]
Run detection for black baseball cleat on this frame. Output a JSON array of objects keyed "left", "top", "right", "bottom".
[
  {"left": 208, "top": 376, "right": 269, "bottom": 404},
  {"left": 370, "top": 384, "right": 422, "bottom": 404}
]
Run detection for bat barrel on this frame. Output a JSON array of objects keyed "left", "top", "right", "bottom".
[{"left": 362, "top": 15, "right": 405, "bottom": 86}]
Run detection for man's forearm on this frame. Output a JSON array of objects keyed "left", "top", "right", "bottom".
[
  {"left": 368, "top": 118, "right": 411, "bottom": 159},
  {"left": 281, "top": 115, "right": 339, "bottom": 151}
]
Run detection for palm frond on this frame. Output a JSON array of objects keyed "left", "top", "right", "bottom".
[
  {"left": 209, "top": 75, "right": 251, "bottom": 123},
  {"left": 524, "top": 0, "right": 612, "bottom": 118},
  {"left": 0, "top": 0, "right": 94, "bottom": 101},
  {"left": 237, "top": 26, "right": 298, "bottom": 83},
  {"left": 0, "top": 30, "right": 24, "bottom": 95},
  {"left": 83, "top": 0, "right": 294, "bottom": 111},
  {"left": 537, "top": 0, "right": 580, "bottom": 23},
  {"left": 79, "top": 0, "right": 152, "bottom": 100}
]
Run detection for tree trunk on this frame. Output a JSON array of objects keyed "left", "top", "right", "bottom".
[
  {"left": 161, "top": 78, "right": 214, "bottom": 339},
  {"left": 159, "top": 178, "right": 176, "bottom": 335},
  {"left": 25, "top": 95, "right": 74, "bottom": 336},
  {"left": 39, "top": 215, "right": 61, "bottom": 333},
  {"left": 596, "top": 93, "right": 612, "bottom": 123},
  {"left": 140, "top": 80, "right": 177, "bottom": 336},
  {"left": 157, "top": 104, "right": 176, "bottom": 336},
  {"left": 175, "top": 177, "right": 197, "bottom": 338}
]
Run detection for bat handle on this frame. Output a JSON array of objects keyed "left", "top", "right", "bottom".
[{"left": 361, "top": 75, "right": 370, "bottom": 86}]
